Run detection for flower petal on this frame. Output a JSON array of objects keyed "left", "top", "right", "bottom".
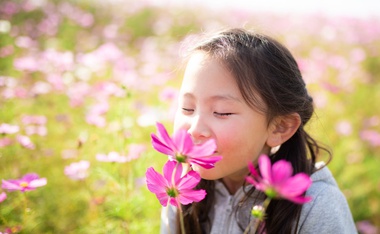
[
  {"left": 189, "top": 155, "right": 223, "bottom": 169},
  {"left": 277, "top": 173, "right": 312, "bottom": 197},
  {"left": 169, "top": 197, "right": 179, "bottom": 207},
  {"left": 1, "top": 180, "right": 21, "bottom": 191},
  {"left": 172, "top": 129, "right": 193, "bottom": 155},
  {"left": 247, "top": 162, "right": 260, "bottom": 178},
  {"left": 156, "top": 192, "right": 170, "bottom": 206},
  {"left": 156, "top": 122, "right": 176, "bottom": 150},
  {"left": 258, "top": 155, "right": 272, "bottom": 183},
  {"left": 29, "top": 178, "right": 47, "bottom": 188},
  {"left": 285, "top": 195, "right": 312, "bottom": 204},
  {"left": 146, "top": 167, "right": 168, "bottom": 194},
  {"left": 163, "top": 161, "right": 182, "bottom": 185},
  {"left": 189, "top": 139, "right": 217, "bottom": 157},
  {"left": 151, "top": 133, "right": 175, "bottom": 156},
  {"left": 22, "top": 173, "right": 40, "bottom": 182},
  {"left": 246, "top": 176, "right": 259, "bottom": 187},
  {"left": 0, "top": 192, "right": 6, "bottom": 203},
  {"left": 178, "top": 189, "right": 206, "bottom": 205},
  {"left": 176, "top": 170, "right": 201, "bottom": 190},
  {"left": 271, "top": 160, "right": 293, "bottom": 185}
]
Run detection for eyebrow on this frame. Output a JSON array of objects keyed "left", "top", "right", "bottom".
[{"left": 182, "top": 92, "right": 243, "bottom": 103}]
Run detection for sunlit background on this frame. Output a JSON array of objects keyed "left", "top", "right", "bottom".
[{"left": 0, "top": 0, "right": 379, "bottom": 233}]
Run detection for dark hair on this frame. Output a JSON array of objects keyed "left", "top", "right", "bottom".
[{"left": 177, "top": 28, "right": 331, "bottom": 234}]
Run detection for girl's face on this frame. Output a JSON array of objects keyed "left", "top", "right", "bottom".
[{"left": 174, "top": 52, "right": 272, "bottom": 189}]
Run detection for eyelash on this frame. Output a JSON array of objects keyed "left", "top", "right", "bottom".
[
  {"left": 214, "top": 112, "right": 233, "bottom": 116},
  {"left": 182, "top": 108, "right": 194, "bottom": 113},
  {"left": 181, "top": 108, "right": 233, "bottom": 117}
]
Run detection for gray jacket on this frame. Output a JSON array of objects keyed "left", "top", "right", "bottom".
[{"left": 160, "top": 164, "right": 357, "bottom": 234}]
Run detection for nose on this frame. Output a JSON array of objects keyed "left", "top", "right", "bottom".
[{"left": 187, "top": 115, "right": 212, "bottom": 144}]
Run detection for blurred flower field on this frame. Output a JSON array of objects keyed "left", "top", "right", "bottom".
[{"left": 0, "top": 0, "right": 379, "bottom": 233}]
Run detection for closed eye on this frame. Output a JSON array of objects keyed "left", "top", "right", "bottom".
[
  {"left": 214, "top": 112, "right": 233, "bottom": 117},
  {"left": 182, "top": 108, "right": 194, "bottom": 114}
]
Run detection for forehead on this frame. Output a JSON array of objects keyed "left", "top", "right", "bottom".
[{"left": 181, "top": 52, "right": 241, "bottom": 96}]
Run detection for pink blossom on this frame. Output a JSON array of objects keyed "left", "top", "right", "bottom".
[
  {"left": 64, "top": 160, "right": 90, "bottom": 180},
  {"left": 0, "top": 2, "right": 19, "bottom": 16},
  {"left": 246, "top": 155, "right": 312, "bottom": 204},
  {"left": 0, "top": 123, "right": 19, "bottom": 134},
  {"left": 85, "top": 114, "right": 106, "bottom": 127},
  {"left": 2, "top": 173, "right": 47, "bottom": 192},
  {"left": 0, "top": 192, "right": 6, "bottom": 203},
  {"left": 356, "top": 220, "right": 378, "bottom": 234},
  {"left": 92, "top": 82, "right": 125, "bottom": 98},
  {"left": 125, "top": 143, "right": 146, "bottom": 161},
  {"left": 146, "top": 160, "right": 206, "bottom": 207},
  {"left": 94, "top": 43, "right": 123, "bottom": 62},
  {"left": 335, "top": 120, "right": 352, "bottom": 136},
  {"left": 25, "top": 125, "right": 47, "bottom": 136},
  {"left": 21, "top": 115, "right": 47, "bottom": 125},
  {"left": 96, "top": 151, "right": 128, "bottom": 163},
  {"left": 66, "top": 82, "right": 90, "bottom": 107},
  {"left": 31, "top": 81, "right": 52, "bottom": 95},
  {"left": 2, "top": 87, "right": 30, "bottom": 99},
  {"left": 151, "top": 122, "right": 222, "bottom": 169},
  {"left": 0, "top": 45, "right": 14, "bottom": 57},
  {"left": 0, "top": 138, "right": 13, "bottom": 148},
  {"left": 46, "top": 74, "right": 65, "bottom": 91},
  {"left": 360, "top": 130, "right": 380, "bottom": 147},
  {"left": 15, "top": 36, "right": 36, "bottom": 48},
  {"left": 16, "top": 135, "right": 35, "bottom": 149},
  {"left": 13, "top": 56, "right": 39, "bottom": 72}
]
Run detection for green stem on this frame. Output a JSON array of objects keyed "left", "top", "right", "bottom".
[
  {"left": 21, "top": 192, "right": 29, "bottom": 226},
  {"left": 177, "top": 201, "right": 186, "bottom": 234},
  {"left": 170, "top": 163, "right": 186, "bottom": 234}
]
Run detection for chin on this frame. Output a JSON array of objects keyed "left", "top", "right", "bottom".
[{"left": 192, "top": 164, "right": 221, "bottom": 180}]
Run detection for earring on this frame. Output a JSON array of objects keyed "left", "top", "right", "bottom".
[{"left": 270, "top": 145, "right": 281, "bottom": 154}]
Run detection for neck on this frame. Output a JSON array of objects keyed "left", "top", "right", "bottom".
[{"left": 221, "top": 172, "right": 247, "bottom": 195}]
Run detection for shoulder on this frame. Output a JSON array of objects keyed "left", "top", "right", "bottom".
[{"left": 297, "top": 165, "right": 357, "bottom": 234}]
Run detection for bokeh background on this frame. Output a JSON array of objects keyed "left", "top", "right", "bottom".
[{"left": 0, "top": 0, "right": 379, "bottom": 233}]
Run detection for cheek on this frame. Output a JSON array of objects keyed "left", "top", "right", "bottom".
[{"left": 173, "top": 112, "right": 188, "bottom": 132}]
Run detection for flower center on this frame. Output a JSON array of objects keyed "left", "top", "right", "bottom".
[
  {"left": 166, "top": 188, "right": 178, "bottom": 198},
  {"left": 175, "top": 153, "right": 187, "bottom": 163},
  {"left": 264, "top": 188, "right": 277, "bottom": 199},
  {"left": 20, "top": 182, "right": 29, "bottom": 188},
  {"left": 251, "top": 205, "right": 265, "bottom": 220}
]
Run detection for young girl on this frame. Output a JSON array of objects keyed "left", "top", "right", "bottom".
[{"left": 160, "top": 28, "right": 356, "bottom": 234}]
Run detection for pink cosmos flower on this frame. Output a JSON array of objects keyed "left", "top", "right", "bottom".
[
  {"left": 0, "top": 138, "right": 12, "bottom": 148},
  {"left": 246, "top": 155, "right": 312, "bottom": 204},
  {"left": 96, "top": 151, "right": 127, "bottom": 163},
  {"left": 0, "top": 123, "right": 19, "bottom": 134},
  {"left": 151, "top": 122, "right": 222, "bottom": 169},
  {"left": 360, "top": 130, "right": 380, "bottom": 147},
  {"left": 125, "top": 143, "right": 146, "bottom": 161},
  {"left": 146, "top": 160, "right": 206, "bottom": 207},
  {"left": 0, "top": 192, "right": 6, "bottom": 202},
  {"left": 64, "top": 160, "right": 90, "bottom": 180},
  {"left": 16, "top": 135, "right": 35, "bottom": 149},
  {"left": 2, "top": 173, "right": 47, "bottom": 192},
  {"left": 21, "top": 115, "right": 47, "bottom": 125},
  {"left": 25, "top": 125, "right": 47, "bottom": 136}
]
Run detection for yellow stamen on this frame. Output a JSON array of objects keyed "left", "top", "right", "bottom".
[{"left": 20, "top": 182, "right": 29, "bottom": 188}]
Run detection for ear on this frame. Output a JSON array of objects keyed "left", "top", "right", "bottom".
[{"left": 266, "top": 113, "right": 301, "bottom": 148}]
